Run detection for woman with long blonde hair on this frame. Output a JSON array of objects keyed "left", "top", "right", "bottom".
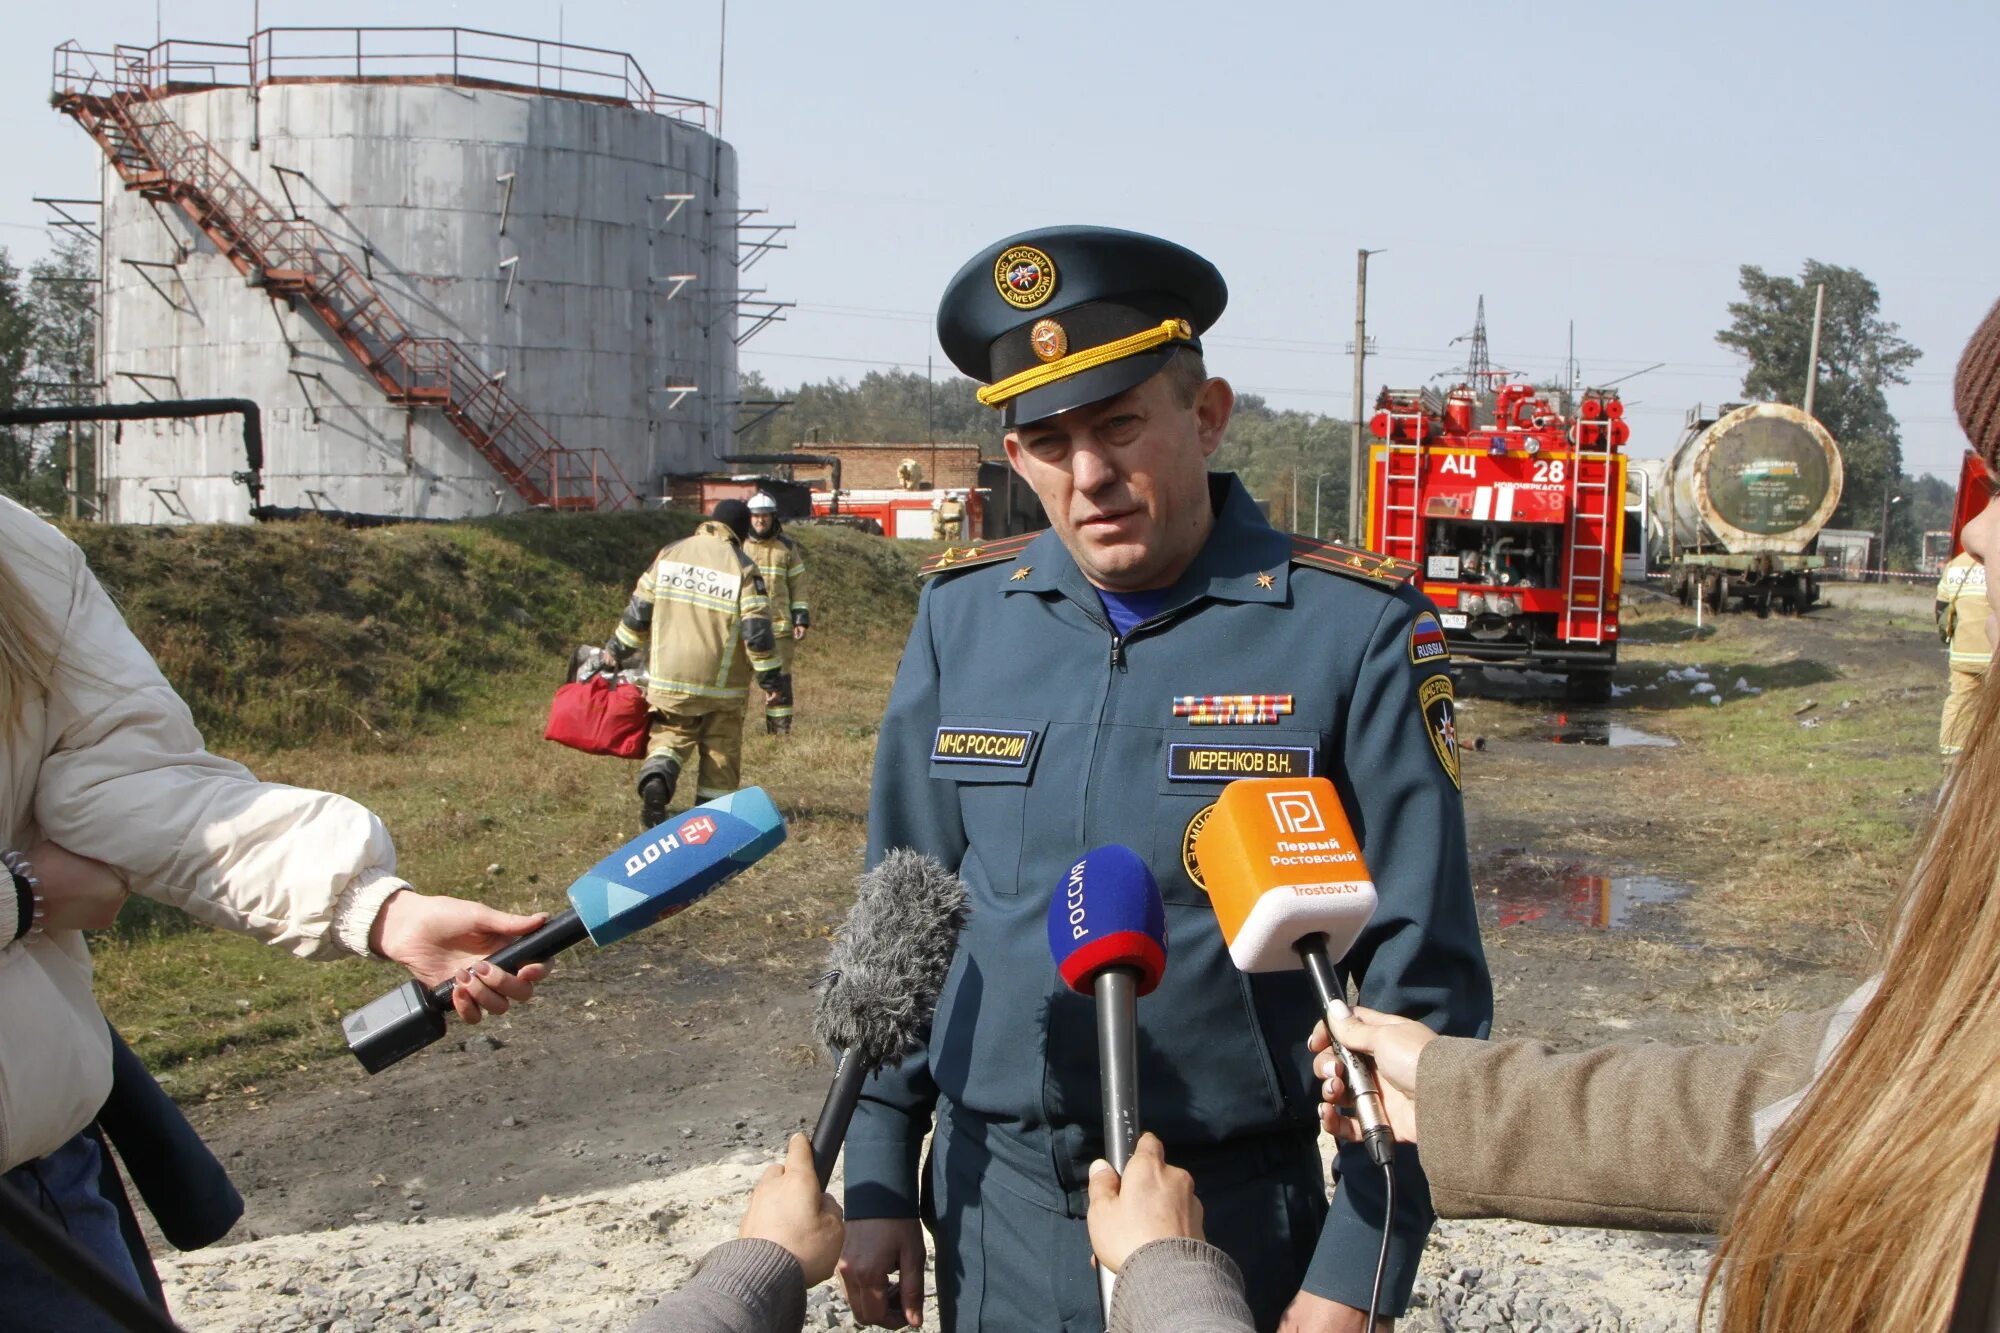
[{"left": 0, "top": 498, "right": 554, "bottom": 1325}]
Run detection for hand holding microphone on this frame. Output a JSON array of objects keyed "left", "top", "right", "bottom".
[
  {"left": 1310, "top": 1008, "right": 1433, "bottom": 1145},
  {"left": 1192, "top": 776, "right": 1407, "bottom": 1331},
  {"left": 1192, "top": 776, "right": 1396, "bottom": 1168},
  {"left": 1085, "top": 1132, "right": 1204, "bottom": 1275}
]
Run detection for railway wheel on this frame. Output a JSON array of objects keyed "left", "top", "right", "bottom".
[
  {"left": 1707, "top": 573, "right": 1729, "bottom": 612},
  {"left": 1675, "top": 572, "right": 1693, "bottom": 607},
  {"left": 1756, "top": 590, "right": 1773, "bottom": 619}
]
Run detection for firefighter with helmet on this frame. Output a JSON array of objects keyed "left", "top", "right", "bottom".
[
  {"left": 605, "top": 499, "right": 785, "bottom": 827},
  {"left": 932, "top": 488, "right": 967, "bottom": 542},
  {"left": 742, "top": 491, "right": 809, "bottom": 735}
]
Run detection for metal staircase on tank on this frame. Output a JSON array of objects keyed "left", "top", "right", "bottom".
[{"left": 53, "top": 51, "right": 637, "bottom": 512}]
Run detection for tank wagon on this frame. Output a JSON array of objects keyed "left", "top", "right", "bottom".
[{"left": 1644, "top": 403, "right": 1843, "bottom": 615}]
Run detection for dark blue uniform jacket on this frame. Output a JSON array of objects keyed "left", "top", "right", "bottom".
[{"left": 848, "top": 473, "right": 1492, "bottom": 1313}]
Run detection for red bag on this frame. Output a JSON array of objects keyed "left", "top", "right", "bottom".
[{"left": 544, "top": 675, "right": 651, "bottom": 758}]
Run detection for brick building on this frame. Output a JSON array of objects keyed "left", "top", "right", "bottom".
[{"left": 803, "top": 443, "right": 984, "bottom": 492}]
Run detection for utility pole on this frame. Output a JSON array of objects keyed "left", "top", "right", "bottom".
[
  {"left": 1803, "top": 281, "right": 1826, "bottom": 420},
  {"left": 1347, "top": 248, "right": 1382, "bottom": 545},
  {"left": 1878, "top": 490, "right": 1902, "bottom": 581}
]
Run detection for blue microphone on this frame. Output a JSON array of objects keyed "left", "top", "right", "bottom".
[
  {"left": 343, "top": 787, "right": 786, "bottom": 1072},
  {"left": 1046, "top": 846, "right": 1168, "bottom": 1321}
]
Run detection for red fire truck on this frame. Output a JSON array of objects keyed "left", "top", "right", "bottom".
[{"left": 1366, "top": 380, "right": 1629, "bottom": 700}]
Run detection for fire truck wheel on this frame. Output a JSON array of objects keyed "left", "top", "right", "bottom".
[{"left": 1564, "top": 671, "right": 1614, "bottom": 704}]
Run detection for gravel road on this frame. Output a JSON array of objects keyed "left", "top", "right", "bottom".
[{"left": 158, "top": 1144, "right": 1709, "bottom": 1332}]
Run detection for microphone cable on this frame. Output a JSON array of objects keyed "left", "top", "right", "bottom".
[
  {"left": 1298, "top": 944, "right": 1396, "bottom": 1332},
  {"left": 1366, "top": 1166, "right": 1394, "bottom": 1333}
]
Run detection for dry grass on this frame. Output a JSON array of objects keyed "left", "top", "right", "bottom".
[{"left": 82, "top": 517, "right": 920, "bottom": 1097}]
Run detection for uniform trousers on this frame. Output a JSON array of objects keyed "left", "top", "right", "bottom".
[
  {"left": 643, "top": 697, "right": 748, "bottom": 800},
  {"left": 1941, "top": 667, "right": 1986, "bottom": 755},
  {"left": 923, "top": 1102, "right": 1328, "bottom": 1333}
]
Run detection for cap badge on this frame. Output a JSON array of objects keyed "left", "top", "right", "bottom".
[
  {"left": 1030, "top": 319, "right": 1069, "bottom": 362},
  {"left": 994, "top": 245, "right": 1057, "bottom": 309}
]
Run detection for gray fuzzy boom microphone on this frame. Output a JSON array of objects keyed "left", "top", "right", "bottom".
[{"left": 809, "top": 849, "right": 969, "bottom": 1186}]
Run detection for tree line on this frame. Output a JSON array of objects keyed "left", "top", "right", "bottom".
[
  {"left": 741, "top": 259, "right": 1944, "bottom": 565},
  {"left": 0, "top": 234, "right": 98, "bottom": 515},
  {"left": 1, "top": 244, "right": 1942, "bottom": 562}
]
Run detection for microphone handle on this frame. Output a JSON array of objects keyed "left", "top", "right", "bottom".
[
  {"left": 1296, "top": 938, "right": 1396, "bottom": 1167},
  {"left": 811, "top": 1048, "right": 872, "bottom": 1187},
  {"left": 1094, "top": 966, "right": 1142, "bottom": 1170},
  {"left": 1093, "top": 964, "right": 1142, "bottom": 1322},
  {"left": 423, "top": 908, "right": 591, "bottom": 1009}
]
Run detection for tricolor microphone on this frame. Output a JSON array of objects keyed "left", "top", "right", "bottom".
[
  {"left": 1193, "top": 777, "right": 1395, "bottom": 1167},
  {"left": 809, "top": 849, "right": 969, "bottom": 1186},
  {"left": 1046, "top": 846, "right": 1168, "bottom": 1321},
  {"left": 342, "top": 787, "right": 787, "bottom": 1073}
]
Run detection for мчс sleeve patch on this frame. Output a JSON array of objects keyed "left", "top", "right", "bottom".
[{"left": 1419, "top": 673, "right": 1461, "bottom": 788}]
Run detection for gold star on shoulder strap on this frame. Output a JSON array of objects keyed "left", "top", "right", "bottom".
[
  {"left": 1010, "top": 566, "right": 1032, "bottom": 581},
  {"left": 1255, "top": 571, "right": 1275, "bottom": 590}
]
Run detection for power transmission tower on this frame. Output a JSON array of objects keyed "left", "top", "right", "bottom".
[{"left": 1461, "top": 295, "right": 1491, "bottom": 385}]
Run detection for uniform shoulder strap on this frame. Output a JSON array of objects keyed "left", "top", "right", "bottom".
[
  {"left": 918, "top": 531, "right": 1038, "bottom": 580},
  {"left": 1287, "top": 534, "right": 1420, "bottom": 589}
]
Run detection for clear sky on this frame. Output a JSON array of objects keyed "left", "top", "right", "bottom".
[{"left": 7, "top": 1, "right": 1995, "bottom": 476}]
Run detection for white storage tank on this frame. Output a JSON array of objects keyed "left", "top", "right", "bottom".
[{"left": 69, "top": 29, "right": 741, "bottom": 523}]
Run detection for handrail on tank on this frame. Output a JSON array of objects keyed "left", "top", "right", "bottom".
[{"left": 52, "top": 28, "right": 710, "bottom": 126}]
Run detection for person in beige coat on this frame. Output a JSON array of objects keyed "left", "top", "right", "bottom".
[{"left": 0, "top": 495, "right": 550, "bottom": 1324}]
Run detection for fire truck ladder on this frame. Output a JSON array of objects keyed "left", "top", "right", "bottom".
[
  {"left": 1376, "top": 403, "right": 1430, "bottom": 564},
  {"left": 1563, "top": 427, "right": 1617, "bottom": 644},
  {"left": 53, "top": 73, "right": 636, "bottom": 512}
]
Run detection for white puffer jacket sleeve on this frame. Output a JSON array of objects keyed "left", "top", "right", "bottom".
[{"left": 9, "top": 497, "right": 407, "bottom": 959}]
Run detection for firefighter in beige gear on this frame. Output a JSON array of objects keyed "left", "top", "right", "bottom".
[
  {"left": 607, "top": 499, "right": 785, "bottom": 827},
  {"left": 742, "top": 492, "right": 809, "bottom": 735},
  {"left": 932, "top": 489, "right": 966, "bottom": 541},
  {"left": 1935, "top": 549, "right": 1991, "bottom": 755}
]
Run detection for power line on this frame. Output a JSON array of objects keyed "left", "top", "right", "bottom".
[{"left": 773, "top": 303, "right": 1954, "bottom": 384}]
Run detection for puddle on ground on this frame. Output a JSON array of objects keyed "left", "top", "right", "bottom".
[
  {"left": 1535, "top": 711, "right": 1678, "bottom": 748},
  {"left": 1476, "top": 847, "right": 1695, "bottom": 932}
]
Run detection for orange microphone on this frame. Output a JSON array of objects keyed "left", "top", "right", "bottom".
[{"left": 1194, "top": 777, "right": 1394, "bottom": 1166}]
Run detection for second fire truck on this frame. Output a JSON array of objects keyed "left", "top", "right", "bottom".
[{"left": 1366, "top": 379, "right": 1628, "bottom": 700}]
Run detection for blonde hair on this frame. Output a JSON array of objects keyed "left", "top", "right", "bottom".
[
  {"left": 1709, "top": 668, "right": 2000, "bottom": 1330},
  {"left": 0, "top": 552, "right": 58, "bottom": 734}
]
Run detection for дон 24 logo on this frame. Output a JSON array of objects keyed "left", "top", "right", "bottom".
[{"left": 625, "top": 815, "right": 718, "bottom": 876}]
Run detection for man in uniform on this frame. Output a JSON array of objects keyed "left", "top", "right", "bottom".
[
  {"left": 743, "top": 491, "right": 810, "bottom": 735},
  {"left": 1936, "top": 546, "right": 1990, "bottom": 756},
  {"left": 839, "top": 226, "right": 1491, "bottom": 1332},
  {"left": 607, "top": 499, "right": 786, "bottom": 827}
]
